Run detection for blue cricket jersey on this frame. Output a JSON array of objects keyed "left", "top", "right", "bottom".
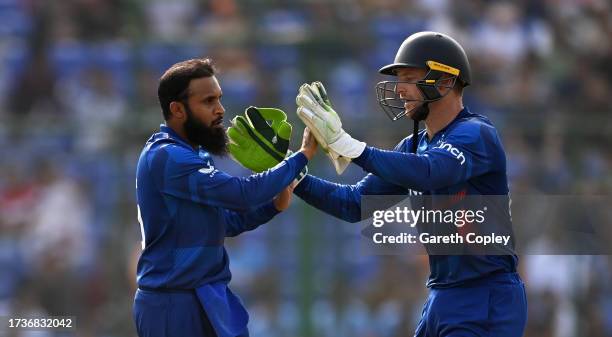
[
  {"left": 135, "top": 125, "right": 307, "bottom": 336},
  {"left": 294, "top": 107, "right": 518, "bottom": 288}
]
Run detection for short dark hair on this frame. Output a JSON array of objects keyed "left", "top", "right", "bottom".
[{"left": 158, "top": 58, "right": 216, "bottom": 120}]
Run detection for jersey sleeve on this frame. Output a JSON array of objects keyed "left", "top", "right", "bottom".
[
  {"left": 294, "top": 173, "right": 408, "bottom": 223},
  {"left": 293, "top": 140, "right": 409, "bottom": 223},
  {"left": 352, "top": 122, "right": 503, "bottom": 191},
  {"left": 223, "top": 201, "right": 279, "bottom": 237},
  {"left": 150, "top": 145, "right": 307, "bottom": 211}
]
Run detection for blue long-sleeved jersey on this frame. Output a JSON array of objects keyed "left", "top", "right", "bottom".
[
  {"left": 294, "top": 107, "right": 517, "bottom": 288},
  {"left": 135, "top": 125, "right": 307, "bottom": 290}
]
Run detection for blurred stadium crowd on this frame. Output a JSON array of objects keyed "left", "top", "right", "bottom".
[{"left": 0, "top": 0, "right": 610, "bottom": 336}]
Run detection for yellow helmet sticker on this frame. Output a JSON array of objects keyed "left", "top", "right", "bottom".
[{"left": 426, "top": 61, "right": 460, "bottom": 76}]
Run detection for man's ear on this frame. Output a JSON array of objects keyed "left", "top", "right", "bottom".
[
  {"left": 436, "top": 76, "right": 456, "bottom": 96},
  {"left": 169, "top": 101, "right": 186, "bottom": 120}
]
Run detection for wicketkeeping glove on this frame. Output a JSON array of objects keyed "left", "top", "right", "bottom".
[
  {"left": 295, "top": 81, "right": 365, "bottom": 174},
  {"left": 228, "top": 106, "right": 307, "bottom": 184}
]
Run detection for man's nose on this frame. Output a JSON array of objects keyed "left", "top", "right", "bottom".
[
  {"left": 395, "top": 84, "right": 407, "bottom": 99},
  {"left": 216, "top": 104, "right": 225, "bottom": 116}
]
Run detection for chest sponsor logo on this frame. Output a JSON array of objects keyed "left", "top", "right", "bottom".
[{"left": 436, "top": 141, "right": 466, "bottom": 165}]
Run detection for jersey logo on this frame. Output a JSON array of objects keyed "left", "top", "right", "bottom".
[
  {"left": 436, "top": 141, "right": 466, "bottom": 165},
  {"left": 198, "top": 161, "right": 217, "bottom": 175},
  {"left": 407, "top": 189, "right": 422, "bottom": 196}
]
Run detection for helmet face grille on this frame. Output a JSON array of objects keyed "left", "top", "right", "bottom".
[
  {"left": 376, "top": 81, "right": 409, "bottom": 121},
  {"left": 375, "top": 71, "right": 457, "bottom": 122}
]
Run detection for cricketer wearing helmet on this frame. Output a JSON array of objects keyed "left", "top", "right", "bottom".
[
  {"left": 133, "top": 58, "right": 316, "bottom": 337},
  {"left": 235, "top": 32, "right": 527, "bottom": 336}
]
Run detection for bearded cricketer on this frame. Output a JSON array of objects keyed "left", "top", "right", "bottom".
[{"left": 133, "top": 58, "right": 316, "bottom": 337}]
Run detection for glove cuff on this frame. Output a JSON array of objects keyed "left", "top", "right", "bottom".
[
  {"left": 329, "top": 131, "right": 366, "bottom": 159},
  {"left": 327, "top": 152, "right": 352, "bottom": 175}
]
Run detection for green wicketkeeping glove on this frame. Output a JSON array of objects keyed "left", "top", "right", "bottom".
[{"left": 228, "top": 106, "right": 292, "bottom": 173}]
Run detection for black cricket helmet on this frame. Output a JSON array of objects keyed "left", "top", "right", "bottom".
[{"left": 376, "top": 31, "right": 471, "bottom": 121}]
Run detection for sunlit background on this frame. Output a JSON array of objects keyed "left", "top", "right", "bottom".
[{"left": 0, "top": 0, "right": 611, "bottom": 336}]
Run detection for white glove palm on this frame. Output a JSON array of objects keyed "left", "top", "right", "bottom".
[{"left": 296, "top": 82, "right": 366, "bottom": 174}]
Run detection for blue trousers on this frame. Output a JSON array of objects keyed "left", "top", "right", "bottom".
[
  {"left": 415, "top": 273, "right": 527, "bottom": 337},
  {"left": 133, "top": 288, "right": 218, "bottom": 337}
]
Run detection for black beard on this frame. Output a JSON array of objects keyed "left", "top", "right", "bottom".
[{"left": 183, "top": 104, "right": 228, "bottom": 156}]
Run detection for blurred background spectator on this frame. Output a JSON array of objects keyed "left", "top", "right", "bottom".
[{"left": 0, "top": 0, "right": 610, "bottom": 336}]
